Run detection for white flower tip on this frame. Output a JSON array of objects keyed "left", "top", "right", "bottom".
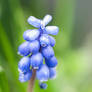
[
  {"left": 43, "top": 14, "right": 52, "bottom": 26},
  {"left": 44, "top": 14, "right": 52, "bottom": 20},
  {"left": 27, "top": 16, "right": 35, "bottom": 22}
]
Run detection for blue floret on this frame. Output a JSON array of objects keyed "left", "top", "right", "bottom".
[
  {"left": 18, "top": 57, "right": 30, "bottom": 73},
  {"left": 45, "top": 26, "right": 59, "bottom": 35},
  {"left": 30, "top": 53, "right": 43, "bottom": 69},
  {"left": 41, "top": 45, "right": 54, "bottom": 59},
  {"left": 36, "top": 64, "right": 49, "bottom": 82},
  {"left": 39, "top": 82, "right": 47, "bottom": 89},
  {"left": 45, "top": 56, "right": 58, "bottom": 68},
  {"left": 27, "top": 16, "right": 41, "bottom": 28},
  {"left": 49, "top": 68, "right": 56, "bottom": 79},
  {"left": 18, "top": 14, "right": 59, "bottom": 89},
  {"left": 23, "top": 29, "right": 40, "bottom": 41},
  {"left": 18, "top": 41, "right": 30, "bottom": 56},
  {"left": 28, "top": 40, "right": 40, "bottom": 53},
  {"left": 40, "top": 34, "right": 50, "bottom": 47},
  {"left": 19, "top": 70, "right": 32, "bottom": 82}
]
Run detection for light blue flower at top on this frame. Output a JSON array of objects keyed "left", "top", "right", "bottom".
[{"left": 27, "top": 14, "right": 59, "bottom": 35}]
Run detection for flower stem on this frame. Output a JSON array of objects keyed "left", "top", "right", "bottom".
[{"left": 28, "top": 69, "right": 36, "bottom": 92}]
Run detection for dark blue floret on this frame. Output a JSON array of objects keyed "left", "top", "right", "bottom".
[
  {"left": 45, "top": 56, "right": 58, "bottom": 68},
  {"left": 39, "top": 82, "right": 47, "bottom": 89},
  {"left": 18, "top": 14, "right": 59, "bottom": 89}
]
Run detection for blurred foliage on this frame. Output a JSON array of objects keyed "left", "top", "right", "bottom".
[{"left": 0, "top": 0, "right": 92, "bottom": 92}]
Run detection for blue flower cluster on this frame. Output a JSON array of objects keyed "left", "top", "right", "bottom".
[{"left": 18, "top": 15, "right": 59, "bottom": 89}]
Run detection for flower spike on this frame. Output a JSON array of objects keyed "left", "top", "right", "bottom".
[{"left": 18, "top": 14, "right": 59, "bottom": 89}]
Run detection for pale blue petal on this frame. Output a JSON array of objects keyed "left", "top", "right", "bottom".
[
  {"left": 40, "top": 34, "right": 50, "bottom": 47},
  {"left": 27, "top": 16, "right": 41, "bottom": 28},
  {"left": 23, "top": 29, "right": 40, "bottom": 41},
  {"left": 45, "top": 26, "right": 59, "bottom": 35},
  {"left": 36, "top": 64, "right": 49, "bottom": 81},
  {"left": 43, "top": 14, "right": 52, "bottom": 26},
  {"left": 28, "top": 40, "right": 40, "bottom": 53}
]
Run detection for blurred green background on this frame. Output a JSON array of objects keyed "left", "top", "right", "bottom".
[{"left": 0, "top": 0, "right": 92, "bottom": 92}]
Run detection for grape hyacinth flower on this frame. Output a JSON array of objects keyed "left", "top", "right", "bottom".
[{"left": 18, "top": 14, "right": 59, "bottom": 90}]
